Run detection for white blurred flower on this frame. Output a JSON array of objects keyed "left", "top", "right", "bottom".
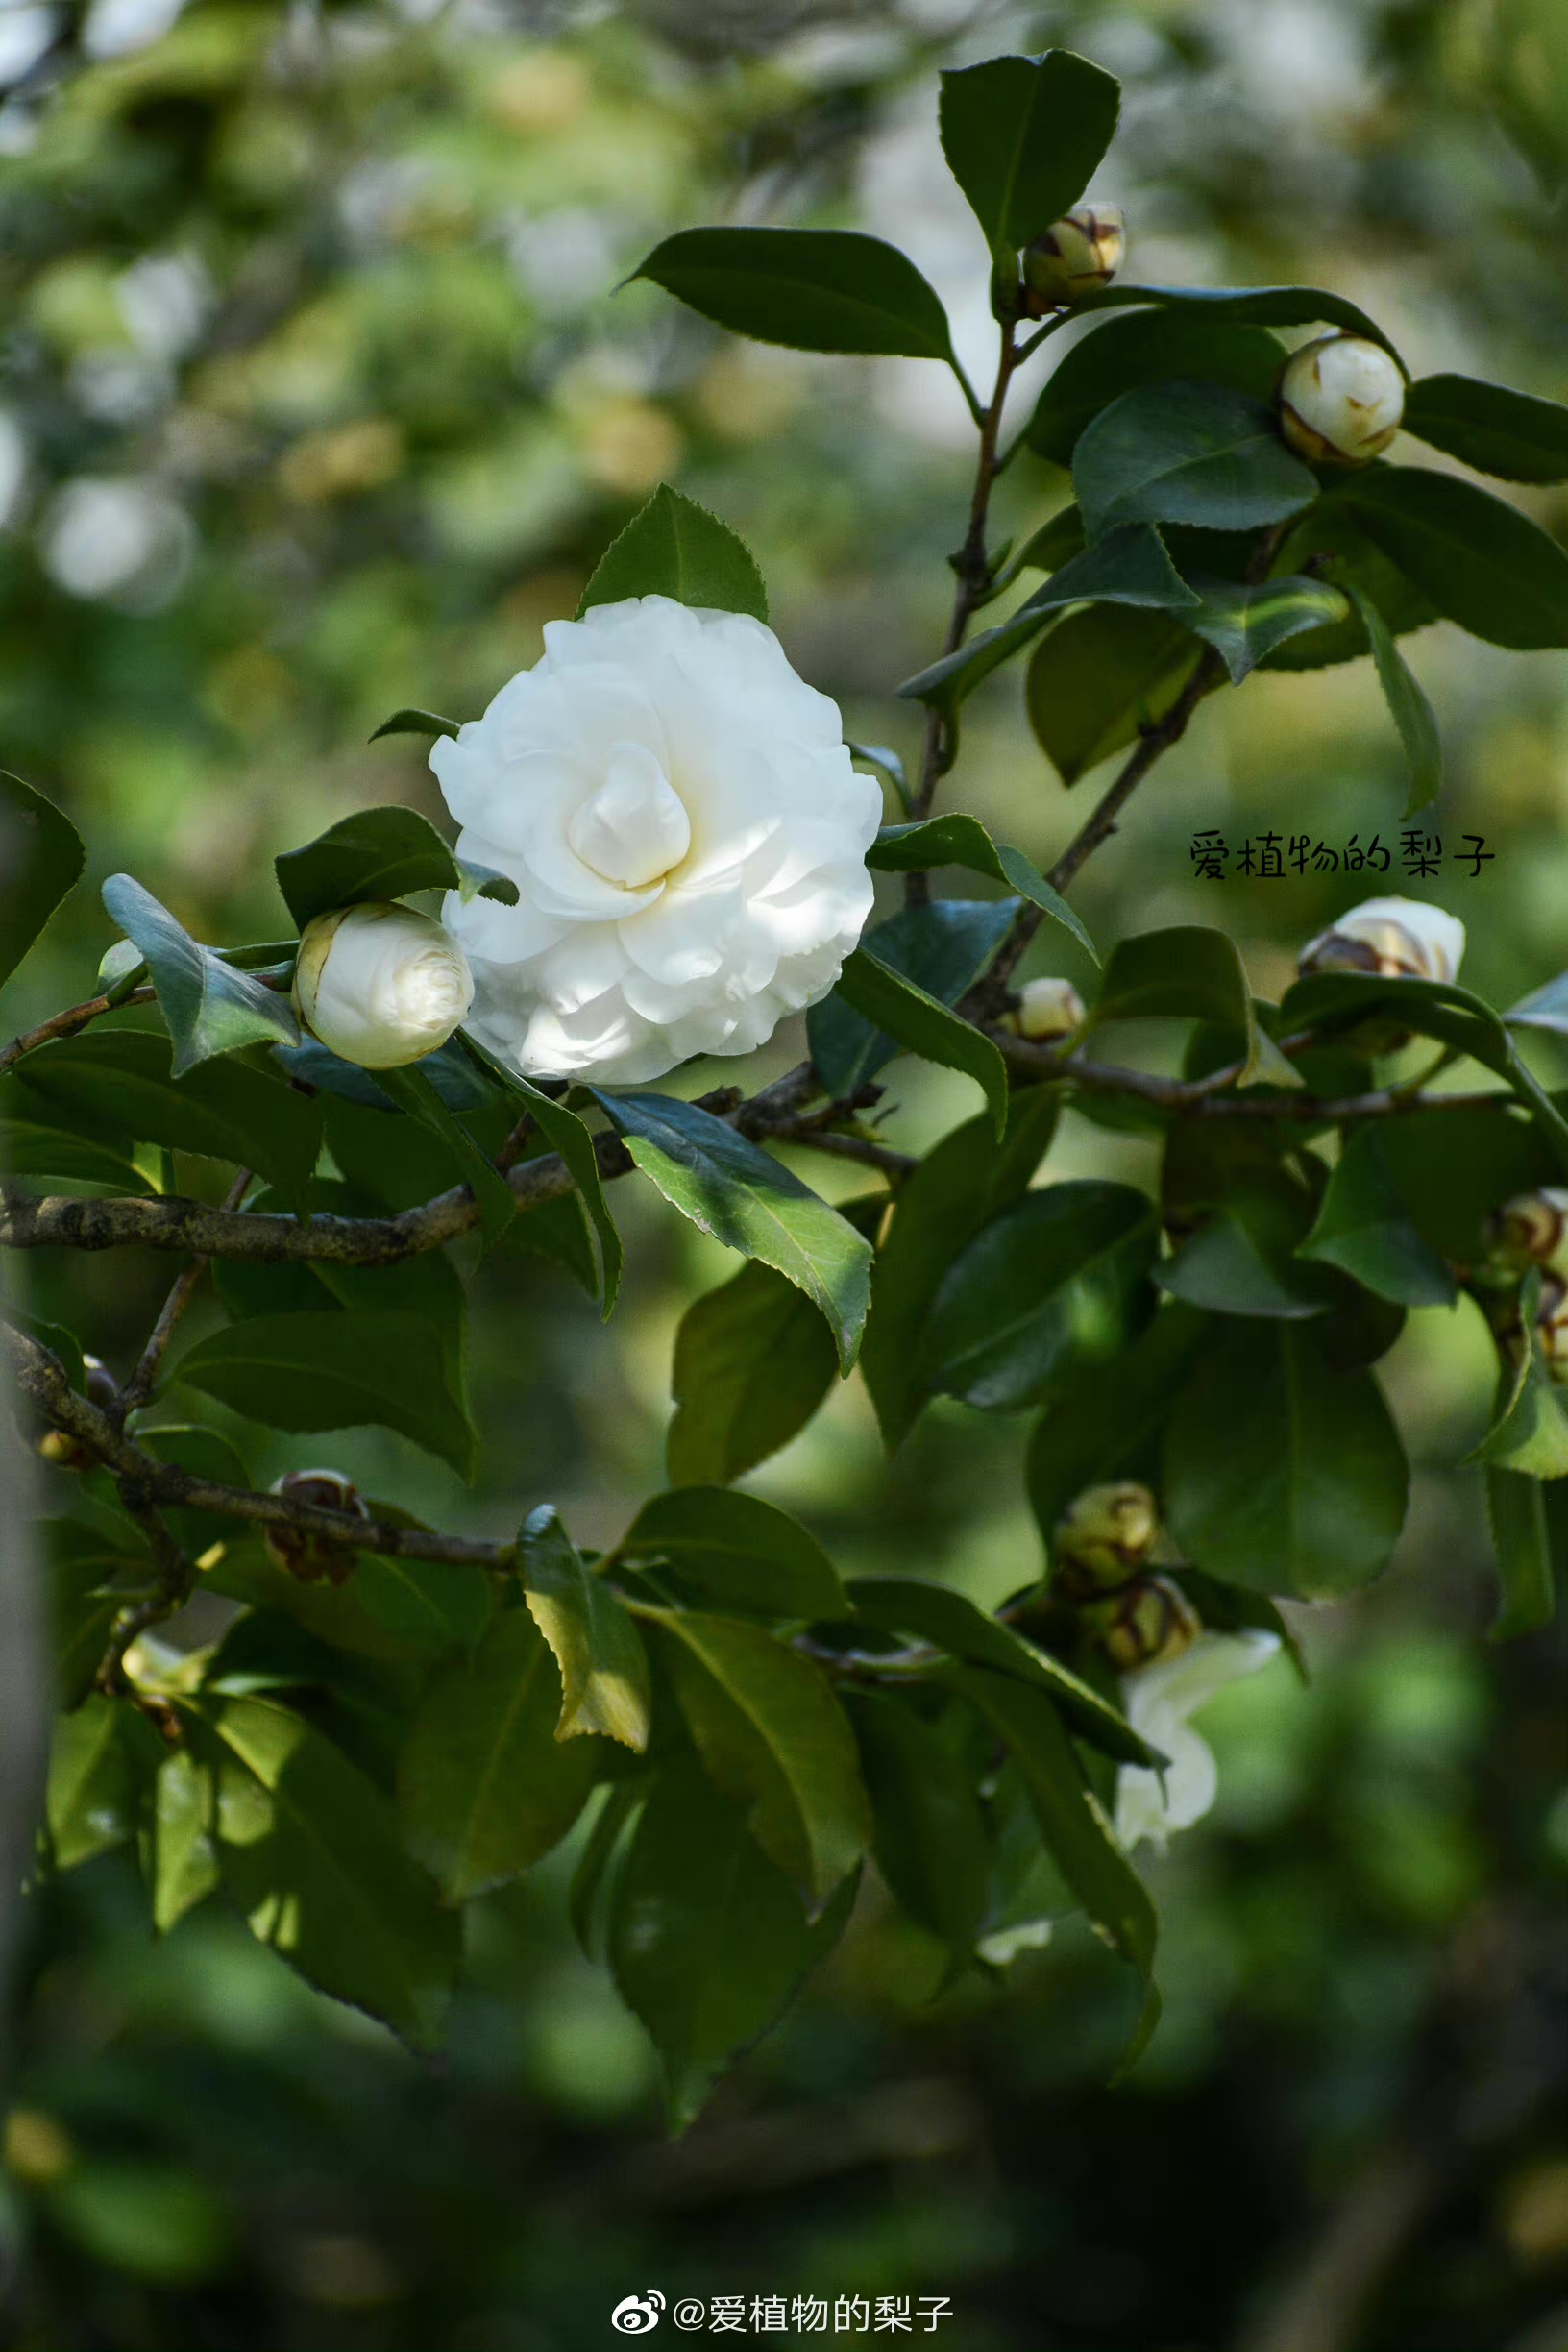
[
  {"left": 1299, "top": 894, "right": 1465, "bottom": 985},
  {"left": 1115, "top": 1629, "right": 1281, "bottom": 1853},
  {"left": 0, "top": 411, "right": 27, "bottom": 527},
  {"left": 1279, "top": 332, "right": 1405, "bottom": 466},
  {"left": 41, "top": 478, "right": 193, "bottom": 607},
  {"left": 82, "top": 0, "right": 185, "bottom": 59},
  {"left": 0, "top": 5, "right": 56, "bottom": 86},
  {"left": 294, "top": 902, "right": 474, "bottom": 1070},
  {"left": 432, "top": 596, "right": 881, "bottom": 1085}
]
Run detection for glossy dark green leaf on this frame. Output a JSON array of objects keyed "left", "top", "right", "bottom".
[
  {"left": 1401, "top": 374, "right": 1568, "bottom": 485},
  {"left": 847, "top": 1577, "right": 1160, "bottom": 1768},
  {"left": 862, "top": 1090, "right": 1060, "bottom": 1448},
  {"left": 938, "top": 49, "right": 1119, "bottom": 258},
  {"left": 1378, "top": 1102, "right": 1556, "bottom": 1262},
  {"left": 897, "top": 525, "right": 1198, "bottom": 710},
  {"left": 278, "top": 1032, "right": 497, "bottom": 1115},
  {"left": 13, "top": 1031, "right": 322, "bottom": 1205},
  {"left": 145, "top": 1747, "right": 219, "bottom": 1934},
  {"left": 1074, "top": 380, "right": 1317, "bottom": 541},
  {"left": 833, "top": 947, "right": 1009, "bottom": 1138},
  {"left": 667, "top": 1260, "right": 840, "bottom": 1487},
  {"left": 369, "top": 708, "right": 460, "bottom": 743},
  {"left": 1181, "top": 572, "right": 1349, "bottom": 682},
  {"left": 206, "top": 1538, "right": 487, "bottom": 1668},
  {"left": 592, "top": 1089, "right": 870, "bottom": 1371},
  {"left": 1329, "top": 467, "right": 1568, "bottom": 650},
  {"left": 453, "top": 858, "right": 519, "bottom": 907},
  {"left": 646, "top": 1608, "right": 871, "bottom": 1902},
  {"left": 519, "top": 1505, "right": 651, "bottom": 1751},
  {"left": 1164, "top": 1320, "right": 1409, "bottom": 1597},
  {"left": 1298, "top": 1128, "right": 1457, "bottom": 1308},
  {"left": 1026, "top": 605, "right": 1202, "bottom": 784},
  {"left": 1471, "top": 1280, "right": 1568, "bottom": 1480},
  {"left": 1344, "top": 583, "right": 1441, "bottom": 816},
  {"left": 609, "top": 1758, "right": 853, "bottom": 2129},
  {"left": 399, "top": 1610, "right": 608, "bottom": 1899},
  {"left": 48, "top": 1517, "right": 143, "bottom": 1710},
  {"left": 1157, "top": 1193, "right": 1327, "bottom": 1318},
  {"left": 191, "top": 1693, "right": 458, "bottom": 2048},
  {"left": 175, "top": 1311, "right": 477, "bottom": 1478},
  {"left": 1014, "top": 504, "right": 1088, "bottom": 572},
  {"left": 620, "top": 1486, "right": 846, "bottom": 1619},
  {"left": 0, "top": 771, "right": 85, "bottom": 991},
  {"left": 577, "top": 482, "right": 767, "bottom": 621},
  {"left": 459, "top": 1034, "right": 623, "bottom": 1312},
  {"left": 101, "top": 873, "right": 300, "bottom": 1077},
  {"left": 849, "top": 1694, "right": 988, "bottom": 1957},
  {"left": 0, "top": 1118, "right": 151, "bottom": 1195},
  {"left": 47, "top": 1696, "right": 154, "bottom": 1869},
  {"left": 1026, "top": 312, "right": 1286, "bottom": 467},
  {"left": 275, "top": 806, "right": 462, "bottom": 928},
  {"left": 1090, "top": 927, "right": 1298, "bottom": 1088},
  {"left": 1025, "top": 1303, "right": 1207, "bottom": 1545},
  {"left": 1484, "top": 1466, "right": 1557, "bottom": 1640},
  {"left": 807, "top": 897, "right": 1018, "bottom": 1099},
  {"left": 373, "top": 1062, "right": 515, "bottom": 1247},
  {"left": 632, "top": 227, "right": 953, "bottom": 361},
  {"left": 919, "top": 1180, "right": 1160, "bottom": 1411},
  {"left": 867, "top": 816, "right": 1096, "bottom": 964},
  {"left": 1261, "top": 515, "right": 1439, "bottom": 672},
  {"left": 1069, "top": 282, "right": 1403, "bottom": 363}
]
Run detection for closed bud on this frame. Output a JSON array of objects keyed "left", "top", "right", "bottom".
[
  {"left": 36, "top": 1357, "right": 117, "bottom": 1469},
  {"left": 83, "top": 1354, "right": 119, "bottom": 1413},
  {"left": 1053, "top": 1480, "right": 1160, "bottom": 1597},
  {"left": 1539, "top": 1274, "right": 1568, "bottom": 1385},
  {"left": 264, "top": 1468, "right": 370, "bottom": 1585},
  {"left": 1484, "top": 1188, "right": 1568, "bottom": 1279},
  {"left": 1005, "top": 976, "right": 1086, "bottom": 1042},
  {"left": 1299, "top": 895, "right": 1465, "bottom": 986},
  {"left": 1084, "top": 1574, "right": 1201, "bottom": 1674},
  {"left": 294, "top": 901, "right": 474, "bottom": 1070},
  {"left": 1022, "top": 204, "right": 1125, "bottom": 311},
  {"left": 1278, "top": 333, "right": 1405, "bottom": 467}
]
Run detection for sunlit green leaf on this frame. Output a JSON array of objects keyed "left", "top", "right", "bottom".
[
  {"left": 577, "top": 482, "right": 767, "bottom": 620},
  {"left": 632, "top": 227, "right": 953, "bottom": 361},
  {"left": 101, "top": 873, "right": 300, "bottom": 1077},
  {"left": 519, "top": 1505, "right": 651, "bottom": 1751}
]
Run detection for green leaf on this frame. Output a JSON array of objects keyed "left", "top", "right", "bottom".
[
  {"left": 609, "top": 1757, "right": 853, "bottom": 2130},
  {"left": 138, "top": 1424, "right": 255, "bottom": 1557},
  {"left": 919, "top": 1181, "right": 1160, "bottom": 1412},
  {"left": 1298, "top": 1128, "right": 1457, "bottom": 1308},
  {"left": 1484, "top": 1467, "right": 1556, "bottom": 1640},
  {"left": 938, "top": 49, "right": 1119, "bottom": 259},
  {"left": 847, "top": 1578, "right": 1160, "bottom": 1769},
  {"left": 190, "top": 1693, "right": 458, "bottom": 2048},
  {"left": 372, "top": 1062, "right": 515, "bottom": 1248},
  {"left": 848, "top": 1694, "right": 988, "bottom": 1959},
  {"left": 453, "top": 858, "right": 519, "bottom": 907},
  {"left": 48, "top": 1517, "right": 142, "bottom": 1710},
  {"left": 1068, "top": 282, "right": 1404, "bottom": 365},
  {"left": 832, "top": 947, "right": 1009, "bottom": 1139},
  {"left": 1401, "top": 374, "right": 1568, "bottom": 485},
  {"left": 0, "top": 771, "right": 85, "bottom": 991},
  {"left": 1344, "top": 583, "right": 1441, "bottom": 817},
  {"left": 175, "top": 1311, "right": 477, "bottom": 1479},
  {"left": 953, "top": 1667, "right": 1158, "bottom": 2050},
  {"left": 577, "top": 482, "right": 767, "bottom": 621},
  {"left": 619, "top": 1487, "right": 846, "bottom": 1620},
  {"left": 1263, "top": 513, "right": 1439, "bottom": 672},
  {"left": 644, "top": 1609, "right": 871, "bottom": 1904},
  {"left": 1472, "top": 1280, "right": 1568, "bottom": 1480},
  {"left": 591, "top": 1089, "right": 870, "bottom": 1373},
  {"left": 1164, "top": 1320, "right": 1409, "bottom": 1597},
  {"left": 1026, "top": 312, "right": 1286, "bottom": 467},
  {"left": 0, "top": 1118, "right": 151, "bottom": 1195},
  {"left": 100, "top": 873, "right": 300, "bottom": 1077},
  {"left": 1014, "top": 505, "right": 1088, "bottom": 572},
  {"left": 13, "top": 1032, "right": 322, "bottom": 1206},
  {"left": 457, "top": 1034, "right": 623, "bottom": 1312},
  {"left": 867, "top": 817, "right": 1097, "bottom": 965},
  {"left": 47, "top": 1697, "right": 152, "bottom": 1869},
  {"left": 145, "top": 1747, "right": 219, "bottom": 1934},
  {"left": 1026, "top": 606, "right": 1201, "bottom": 784},
  {"left": 275, "top": 806, "right": 462, "bottom": 928},
  {"left": 897, "top": 525, "right": 1198, "bottom": 711},
  {"left": 1089, "top": 926, "right": 1299, "bottom": 1088},
  {"left": 1074, "top": 380, "right": 1317, "bottom": 541},
  {"left": 631, "top": 227, "right": 954, "bottom": 362},
  {"left": 1025, "top": 1302, "right": 1207, "bottom": 1543},
  {"left": 1378, "top": 1101, "right": 1558, "bottom": 1262},
  {"left": 1180, "top": 573, "right": 1350, "bottom": 683},
  {"left": 206, "top": 1540, "right": 488, "bottom": 1668},
  {"left": 807, "top": 897, "right": 1019, "bottom": 1098},
  {"left": 518, "top": 1505, "right": 651, "bottom": 1751},
  {"left": 279, "top": 1033, "right": 497, "bottom": 1115},
  {"left": 1328, "top": 467, "right": 1568, "bottom": 650},
  {"left": 862, "top": 1090, "right": 1061, "bottom": 1449},
  {"left": 398, "top": 1610, "right": 608, "bottom": 1900},
  {"left": 369, "top": 707, "right": 460, "bottom": 742},
  {"left": 1157, "top": 1193, "right": 1328, "bottom": 1319},
  {"left": 668, "top": 1260, "right": 841, "bottom": 1487}
]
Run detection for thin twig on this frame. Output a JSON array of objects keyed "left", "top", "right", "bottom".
[
  {"left": 115, "top": 1168, "right": 252, "bottom": 1422},
  {"left": 0, "top": 985, "right": 157, "bottom": 1075},
  {"left": 992, "top": 1029, "right": 1512, "bottom": 1123}
]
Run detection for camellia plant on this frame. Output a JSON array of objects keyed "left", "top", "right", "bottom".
[{"left": 6, "top": 47, "right": 1568, "bottom": 2124}]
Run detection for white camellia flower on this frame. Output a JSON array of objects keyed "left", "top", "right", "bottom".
[
  {"left": 1299, "top": 894, "right": 1465, "bottom": 985},
  {"left": 294, "top": 901, "right": 474, "bottom": 1069},
  {"left": 1115, "top": 1629, "right": 1281, "bottom": 1854},
  {"left": 430, "top": 597, "right": 882, "bottom": 1085},
  {"left": 1278, "top": 332, "right": 1405, "bottom": 466}
]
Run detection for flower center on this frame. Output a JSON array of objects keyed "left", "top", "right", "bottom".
[{"left": 566, "top": 741, "right": 691, "bottom": 891}]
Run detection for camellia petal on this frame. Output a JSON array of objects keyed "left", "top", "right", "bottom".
[{"left": 1114, "top": 1629, "right": 1282, "bottom": 1854}]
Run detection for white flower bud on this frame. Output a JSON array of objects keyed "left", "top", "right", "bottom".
[
  {"left": 1278, "top": 332, "right": 1405, "bottom": 467},
  {"left": 293, "top": 901, "right": 473, "bottom": 1070},
  {"left": 1539, "top": 1275, "right": 1568, "bottom": 1385},
  {"left": 1006, "top": 976, "right": 1087, "bottom": 1042},
  {"left": 265, "top": 1467, "right": 370, "bottom": 1584},
  {"left": 1298, "top": 895, "right": 1465, "bottom": 986},
  {"left": 1485, "top": 1189, "right": 1568, "bottom": 1280},
  {"left": 1022, "top": 204, "right": 1126, "bottom": 310}
]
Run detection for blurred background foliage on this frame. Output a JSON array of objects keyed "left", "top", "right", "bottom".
[{"left": 2, "top": 0, "right": 1566, "bottom": 2345}]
